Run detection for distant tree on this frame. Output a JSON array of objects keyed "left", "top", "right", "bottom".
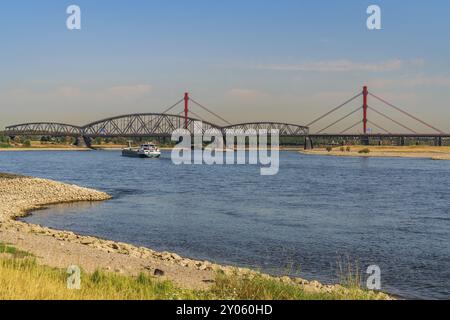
[
  {"left": 0, "top": 135, "right": 11, "bottom": 148},
  {"left": 23, "top": 140, "right": 31, "bottom": 147}
]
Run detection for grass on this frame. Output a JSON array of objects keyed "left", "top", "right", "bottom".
[
  {"left": 336, "top": 256, "right": 363, "bottom": 289},
  {"left": 0, "top": 243, "right": 32, "bottom": 259},
  {"left": 0, "top": 243, "right": 388, "bottom": 300},
  {"left": 212, "top": 272, "right": 384, "bottom": 300},
  {"left": 0, "top": 257, "right": 210, "bottom": 300}
]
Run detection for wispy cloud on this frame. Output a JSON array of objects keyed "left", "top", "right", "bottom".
[
  {"left": 254, "top": 59, "right": 423, "bottom": 72},
  {"left": 369, "top": 75, "right": 450, "bottom": 88}
]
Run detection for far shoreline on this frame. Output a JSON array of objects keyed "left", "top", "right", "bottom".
[
  {"left": 0, "top": 145, "right": 307, "bottom": 152},
  {"left": 0, "top": 148, "right": 91, "bottom": 152},
  {"left": 300, "top": 145, "right": 450, "bottom": 161},
  {"left": 3, "top": 145, "right": 450, "bottom": 161}
]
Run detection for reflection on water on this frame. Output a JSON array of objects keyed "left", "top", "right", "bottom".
[
  {"left": 31, "top": 202, "right": 103, "bottom": 218},
  {"left": 0, "top": 150, "right": 449, "bottom": 299}
]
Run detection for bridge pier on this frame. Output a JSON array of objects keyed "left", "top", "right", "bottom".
[
  {"left": 304, "top": 136, "right": 314, "bottom": 150},
  {"left": 75, "top": 136, "right": 92, "bottom": 148},
  {"left": 360, "top": 135, "right": 369, "bottom": 146},
  {"left": 435, "top": 137, "right": 443, "bottom": 147}
]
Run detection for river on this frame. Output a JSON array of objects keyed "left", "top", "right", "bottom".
[{"left": 0, "top": 150, "right": 449, "bottom": 299}]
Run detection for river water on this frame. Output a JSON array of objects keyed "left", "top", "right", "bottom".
[{"left": 0, "top": 150, "right": 449, "bottom": 299}]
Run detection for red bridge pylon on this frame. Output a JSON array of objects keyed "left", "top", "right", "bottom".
[{"left": 307, "top": 86, "right": 444, "bottom": 136}]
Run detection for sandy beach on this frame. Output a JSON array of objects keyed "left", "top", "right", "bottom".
[{"left": 300, "top": 146, "right": 450, "bottom": 160}]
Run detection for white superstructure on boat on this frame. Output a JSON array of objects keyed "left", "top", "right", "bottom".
[{"left": 122, "top": 142, "right": 161, "bottom": 158}]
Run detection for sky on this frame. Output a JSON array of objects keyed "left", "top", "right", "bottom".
[{"left": 1, "top": 0, "right": 450, "bottom": 133}]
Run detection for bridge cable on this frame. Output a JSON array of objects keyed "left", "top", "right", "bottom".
[
  {"left": 306, "top": 92, "right": 362, "bottom": 127},
  {"left": 367, "top": 120, "right": 391, "bottom": 134},
  {"left": 369, "top": 92, "right": 444, "bottom": 134},
  {"left": 316, "top": 106, "right": 361, "bottom": 134},
  {"left": 188, "top": 97, "right": 233, "bottom": 125},
  {"left": 368, "top": 106, "right": 418, "bottom": 134},
  {"left": 188, "top": 110, "right": 208, "bottom": 123},
  {"left": 340, "top": 120, "right": 362, "bottom": 134},
  {"left": 161, "top": 98, "right": 185, "bottom": 115}
]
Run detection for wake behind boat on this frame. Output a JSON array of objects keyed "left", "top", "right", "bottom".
[{"left": 122, "top": 142, "right": 161, "bottom": 158}]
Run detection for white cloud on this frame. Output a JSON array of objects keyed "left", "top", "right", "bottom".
[{"left": 254, "top": 59, "right": 422, "bottom": 72}]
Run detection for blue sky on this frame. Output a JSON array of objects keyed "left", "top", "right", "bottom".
[{"left": 1, "top": 0, "right": 450, "bottom": 132}]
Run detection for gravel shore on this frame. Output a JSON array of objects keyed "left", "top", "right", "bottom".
[{"left": 0, "top": 172, "right": 391, "bottom": 298}]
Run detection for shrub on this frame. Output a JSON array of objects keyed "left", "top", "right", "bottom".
[
  {"left": 340, "top": 147, "right": 345, "bottom": 152},
  {"left": 0, "top": 135, "right": 10, "bottom": 143},
  {"left": 346, "top": 146, "right": 351, "bottom": 152},
  {"left": 358, "top": 148, "right": 370, "bottom": 154},
  {"left": 326, "top": 146, "right": 333, "bottom": 152},
  {"left": 22, "top": 140, "right": 31, "bottom": 147},
  {"left": 0, "top": 136, "right": 11, "bottom": 148}
]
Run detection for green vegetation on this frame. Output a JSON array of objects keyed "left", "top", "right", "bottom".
[
  {"left": 346, "top": 146, "right": 351, "bottom": 152},
  {"left": 336, "top": 257, "right": 362, "bottom": 289},
  {"left": 213, "top": 272, "right": 384, "bottom": 300},
  {"left": 358, "top": 148, "right": 371, "bottom": 154},
  {"left": 279, "top": 137, "right": 307, "bottom": 146},
  {"left": 0, "top": 242, "right": 33, "bottom": 258},
  {"left": 0, "top": 135, "right": 11, "bottom": 148},
  {"left": 0, "top": 243, "right": 387, "bottom": 300},
  {"left": 22, "top": 139, "right": 32, "bottom": 147},
  {"left": 326, "top": 146, "right": 333, "bottom": 152}
]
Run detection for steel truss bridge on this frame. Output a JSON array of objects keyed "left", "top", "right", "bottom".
[
  {"left": 2, "top": 87, "right": 448, "bottom": 148},
  {"left": 3, "top": 117, "right": 309, "bottom": 138}
]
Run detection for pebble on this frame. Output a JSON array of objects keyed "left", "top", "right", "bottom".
[{"left": 154, "top": 269, "right": 165, "bottom": 276}]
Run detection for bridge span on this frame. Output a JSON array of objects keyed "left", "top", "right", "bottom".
[
  {"left": 2, "top": 87, "right": 447, "bottom": 148},
  {"left": 4, "top": 117, "right": 310, "bottom": 138}
]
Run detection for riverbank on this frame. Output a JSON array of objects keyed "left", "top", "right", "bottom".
[
  {"left": 1, "top": 143, "right": 306, "bottom": 151},
  {"left": 0, "top": 147, "right": 90, "bottom": 151},
  {"left": 300, "top": 145, "right": 450, "bottom": 160},
  {"left": 0, "top": 172, "right": 391, "bottom": 299}
]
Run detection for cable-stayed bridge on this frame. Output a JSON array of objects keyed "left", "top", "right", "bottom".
[{"left": 3, "top": 87, "right": 449, "bottom": 148}]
